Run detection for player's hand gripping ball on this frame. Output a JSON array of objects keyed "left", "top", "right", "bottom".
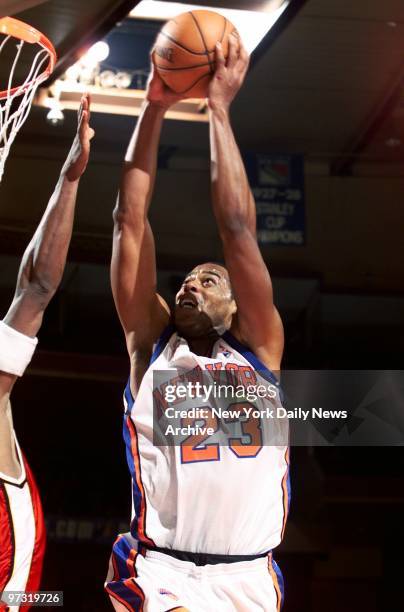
[{"left": 153, "top": 10, "right": 240, "bottom": 99}]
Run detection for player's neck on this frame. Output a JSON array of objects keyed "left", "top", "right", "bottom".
[{"left": 186, "top": 335, "right": 218, "bottom": 358}]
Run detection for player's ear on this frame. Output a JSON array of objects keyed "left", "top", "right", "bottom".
[{"left": 229, "top": 298, "right": 237, "bottom": 315}]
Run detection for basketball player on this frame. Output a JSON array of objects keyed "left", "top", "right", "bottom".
[
  {"left": 0, "top": 94, "right": 94, "bottom": 609},
  {"left": 106, "top": 35, "right": 289, "bottom": 612}
]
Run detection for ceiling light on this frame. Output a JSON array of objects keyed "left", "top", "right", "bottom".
[
  {"left": 115, "top": 71, "right": 132, "bottom": 89},
  {"left": 99, "top": 69, "right": 116, "bottom": 88},
  {"left": 65, "top": 63, "right": 81, "bottom": 82},
  {"left": 130, "top": 0, "right": 289, "bottom": 54},
  {"left": 46, "top": 105, "right": 64, "bottom": 126},
  {"left": 81, "top": 41, "right": 110, "bottom": 68},
  {"left": 79, "top": 66, "right": 97, "bottom": 85}
]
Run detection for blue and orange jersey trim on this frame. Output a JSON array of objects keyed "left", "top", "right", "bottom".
[
  {"left": 150, "top": 324, "right": 175, "bottom": 365},
  {"left": 281, "top": 447, "right": 291, "bottom": 539},
  {"left": 123, "top": 415, "right": 155, "bottom": 547},
  {"left": 122, "top": 325, "right": 175, "bottom": 546}
]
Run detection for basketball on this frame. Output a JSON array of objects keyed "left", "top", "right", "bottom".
[{"left": 153, "top": 10, "right": 239, "bottom": 99}]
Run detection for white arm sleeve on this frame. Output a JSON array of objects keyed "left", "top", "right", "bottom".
[{"left": 0, "top": 320, "right": 38, "bottom": 377}]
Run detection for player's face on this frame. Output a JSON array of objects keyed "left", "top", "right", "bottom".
[{"left": 174, "top": 264, "right": 236, "bottom": 337}]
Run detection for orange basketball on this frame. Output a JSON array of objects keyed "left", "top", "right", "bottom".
[{"left": 153, "top": 10, "right": 239, "bottom": 99}]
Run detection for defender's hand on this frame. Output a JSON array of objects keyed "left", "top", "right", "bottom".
[
  {"left": 64, "top": 93, "right": 95, "bottom": 182},
  {"left": 208, "top": 34, "right": 250, "bottom": 112},
  {"left": 146, "top": 55, "right": 184, "bottom": 109}
]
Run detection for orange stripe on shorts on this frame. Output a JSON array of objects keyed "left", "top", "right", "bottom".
[{"left": 268, "top": 554, "right": 281, "bottom": 612}]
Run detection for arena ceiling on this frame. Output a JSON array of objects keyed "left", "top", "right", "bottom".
[{"left": 1, "top": 0, "right": 403, "bottom": 167}]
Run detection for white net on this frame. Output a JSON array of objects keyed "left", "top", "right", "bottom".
[{"left": 0, "top": 33, "right": 52, "bottom": 181}]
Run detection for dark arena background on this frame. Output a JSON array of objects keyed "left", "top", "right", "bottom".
[{"left": 1, "top": 0, "right": 404, "bottom": 610}]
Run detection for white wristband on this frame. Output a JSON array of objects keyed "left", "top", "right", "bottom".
[{"left": 0, "top": 321, "right": 38, "bottom": 377}]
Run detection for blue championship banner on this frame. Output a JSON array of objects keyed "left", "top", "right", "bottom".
[{"left": 243, "top": 153, "right": 305, "bottom": 246}]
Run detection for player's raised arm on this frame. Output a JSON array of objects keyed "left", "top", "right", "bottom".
[
  {"left": 1, "top": 94, "right": 93, "bottom": 372},
  {"left": 208, "top": 36, "right": 284, "bottom": 369},
  {"left": 111, "top": 60, "right": 183, "bottom": 355},
  {"left": 0, "top": 94, "right": 94, "bottom": 472}
]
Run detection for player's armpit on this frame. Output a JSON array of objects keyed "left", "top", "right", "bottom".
[{"left": 125, "top": 293, "right": 170, "bottom": 359}]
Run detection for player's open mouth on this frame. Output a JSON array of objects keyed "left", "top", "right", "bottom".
[{"left": 179, "top": 297, "right": 197, "bottom": 309}]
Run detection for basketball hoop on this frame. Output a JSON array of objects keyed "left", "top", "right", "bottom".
[{"left": 0, "top": 16, "right": 56, "bottom": 181}]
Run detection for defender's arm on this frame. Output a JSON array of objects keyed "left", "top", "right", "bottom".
[
  {"left": 0, "top": 95, "right": 94, "bottom": 475},
  {"left": 1, "top": 94, "right": 94, "bottom": 393}
]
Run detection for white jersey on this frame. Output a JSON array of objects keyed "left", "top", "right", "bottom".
[{"left": 123, "top": 326, "right": 290, "bottom": 555}]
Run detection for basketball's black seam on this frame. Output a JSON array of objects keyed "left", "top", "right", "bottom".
[
  {"left": 155, "top": 61, "right": 211, "bottom": 72},
  {"left": 160, "top": 30, "right": 207, "bottom": 56},
  {"left": 220, "top": 16, "right": 227, "bottom": 43},
  {"left": 190, "top": 11, "right": 214, "bottom": 74}
]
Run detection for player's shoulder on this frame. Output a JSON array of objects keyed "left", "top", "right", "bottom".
[{"left": 228, "top": 314, "right": 283, "bottom": 374}]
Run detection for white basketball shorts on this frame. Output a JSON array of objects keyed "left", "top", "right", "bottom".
[{"left": 105, "top": 533, "right": 284, "bottom": 612}]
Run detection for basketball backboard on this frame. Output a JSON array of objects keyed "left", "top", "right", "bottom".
[{"left": 1, "top": 0, "right": 49, "bottom": 19}]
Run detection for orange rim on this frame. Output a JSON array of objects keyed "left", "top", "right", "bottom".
[{"left": 0, "top": 16, "right": 56, "bottom": 99}]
